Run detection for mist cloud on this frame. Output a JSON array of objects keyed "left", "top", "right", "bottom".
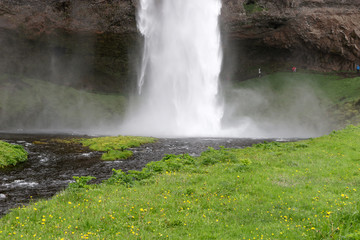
[{"left": 221, "top": 76, "right": 331, "bottom": 138}]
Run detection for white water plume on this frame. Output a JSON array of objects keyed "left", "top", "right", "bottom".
[{"left": 120, "top": 0, "right": 224, "bottom": 137}]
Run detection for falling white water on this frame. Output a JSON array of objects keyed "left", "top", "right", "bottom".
[{"left": 120, "top": 0, "right": 224, "bottom": 137}]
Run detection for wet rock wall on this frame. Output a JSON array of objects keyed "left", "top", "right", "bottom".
[{"left": 0, "top": 0, "right": 360, "bottom": 87}]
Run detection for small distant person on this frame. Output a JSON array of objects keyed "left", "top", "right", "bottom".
[
  {"left": 292, "top": 66, "right": 297, "bottom": 72},
  {"left": 258, "top": 68, "right": 262, "bottom": 78},
  {"left": 357, "top": 65, "right": 359, "bottom": 74}
]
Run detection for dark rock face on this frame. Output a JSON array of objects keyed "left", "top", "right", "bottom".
[
  {"left": 0, "top": 0, "right": 360, "bottom": 88},
  {"left": 0, "top": 0, "right": 139, "bottom": 93},
  {"left": 221, "top": 0, "right": 360, "bottom": 78},
  {"left": 0, "top": 0, "right": 137, "bottom": 35}
]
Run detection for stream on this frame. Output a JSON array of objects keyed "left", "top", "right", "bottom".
[{"left": 0, "top": 133, "right": 285, "bottom": 217}]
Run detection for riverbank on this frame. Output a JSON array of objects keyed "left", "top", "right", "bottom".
[
  {"left": 0, "top": 134, "right": 271, "bottom": 217},
  {"left": 1, "top": 125, "right": 359, "bottom": 239}
]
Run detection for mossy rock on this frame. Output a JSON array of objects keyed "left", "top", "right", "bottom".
[{"left": 0, "top": 141, "right": 28, "bottom": 168}]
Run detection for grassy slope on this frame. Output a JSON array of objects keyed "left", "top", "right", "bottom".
[
  {"left": 0, "top": 140, "right": 27, "bottom": 168},
  {"left": 0, "top": 75, "right": 127, "bottom": 130},
  {"left": 237, "top": 72, "right": 360, "bottom": 103},
  {"left": 1, "top": 125, "right": 360, "bottom": 239},
  {"left": 230, "top": 72, "right": 360, "bottom": 128}
]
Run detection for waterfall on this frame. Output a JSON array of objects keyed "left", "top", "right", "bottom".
[{"left": 120, "top": 0, "right": 224, "bottom": 137}]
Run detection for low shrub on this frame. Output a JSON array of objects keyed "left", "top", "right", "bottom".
[{"left": 68, "top": 176, "right": 96, "bottom": 190}]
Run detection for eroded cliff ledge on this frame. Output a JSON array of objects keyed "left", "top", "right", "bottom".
[{"left": 1, "top": 0, "right": 360, "bottom": 89}]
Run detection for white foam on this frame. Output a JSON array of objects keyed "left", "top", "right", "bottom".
[{"left": 2, "top": 180, "right": 39, "bottom": 188}]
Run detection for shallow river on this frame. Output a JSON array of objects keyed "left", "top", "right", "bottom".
[{"left": 0, "top": 133, "right": 286, "bottom": 217}]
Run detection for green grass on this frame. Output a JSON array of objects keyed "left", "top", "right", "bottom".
[
  {"left": 1, "top": 125, "right": 360, "bottom": 239},
  {"left": 229, "top": 72, "right": 360, "bottom": 128},
  {"left": 0, "top": 75, "right": 127, "bottom": 130},
  {"left": 233, "top": 72, "right": 360, "bottom": 104},
  {"left": 244, "top": 2, "right": 265, "bottom": 14},
  {"left": 0, "top": 140, "right": 27, "bottom": 168},
  {"left": 79, "top": 136, "right": 156, "bottom": 160}
]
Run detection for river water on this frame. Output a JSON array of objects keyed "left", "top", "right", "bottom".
[{"left": 0, "top": 133, "right": 284, "bottom": 217}]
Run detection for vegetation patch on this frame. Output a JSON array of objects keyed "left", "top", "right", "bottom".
[
  {"left": 0, "top": 74, "right": 127, "bottom": 130},
  {"left": 230, "top": 72, "right": 360, "bottom": 129},
  {"left": 1, "top": 125, "right": 360, "bottom": 239},
  {"left": 0, "top": 140, "right": 27, "bottom": 168},
  {"left": 244, "top": 0, "right": 265, "bottom": 14},
  {"left": 79, "top": 136, "right": 156, "bottom": 160}
]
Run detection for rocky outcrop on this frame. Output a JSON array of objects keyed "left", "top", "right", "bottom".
[
  {"left": 0, "top": 0, "right": 137, "bottom": 35},
  {"left": 221, "top": 0, "right": 360, "bottom": 78},
  {"left": 1, "top": 0, "right": 360, "bottom": 88}
]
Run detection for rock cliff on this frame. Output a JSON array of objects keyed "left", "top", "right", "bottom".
[
  {"left": 1, "top": 0, "right": 360, "bottom": 88},
  {"left": 0, "top": 0, "right": 138, "bottom": 93},
  {"left": 221, "top": 0, "right": 360, "bottom": 78}
]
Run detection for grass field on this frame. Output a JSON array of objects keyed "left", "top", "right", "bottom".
[{"left": 1, "top": 125, "right": 359, "bottom": 239}]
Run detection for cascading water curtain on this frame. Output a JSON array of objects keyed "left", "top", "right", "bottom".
[{"left": 121, "top": 0, "right": 224, "bottom": 137}]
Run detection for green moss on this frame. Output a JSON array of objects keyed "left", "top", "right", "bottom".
[
  {"left": 102, "top": 149, "right": 133, "bottom": 160},
  {"left": 243, "top": 2, "right": 265, "bottom": 14},
  {"left": 0, "top": 140, "right": 28, "bottom": 168},
  {"left": 80, "top": 136, "right": 156, "bottom": 160}
]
